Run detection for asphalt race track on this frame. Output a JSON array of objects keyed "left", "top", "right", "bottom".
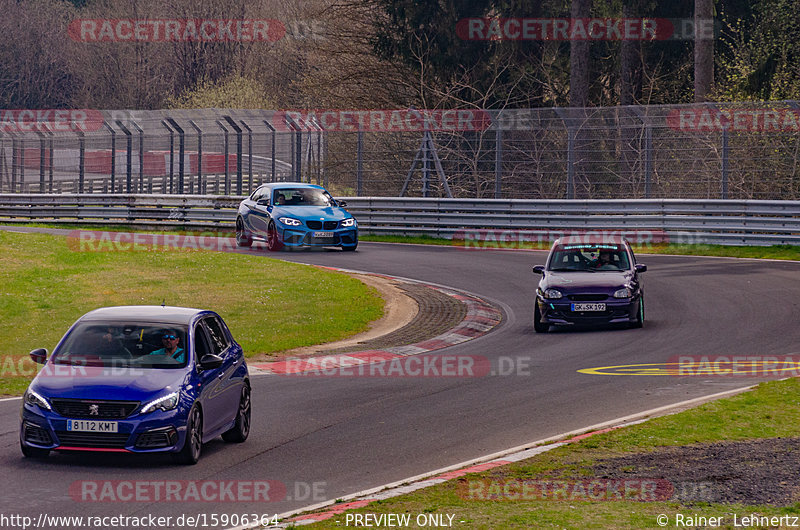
[{"left": 2, "top": 235, "right": 800, "bottom": 527}]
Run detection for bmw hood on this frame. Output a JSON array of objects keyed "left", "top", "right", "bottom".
[{"left": 30, "top": 365, "right": 188, "bottom": 401}]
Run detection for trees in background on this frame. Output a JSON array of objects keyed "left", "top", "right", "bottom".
[{"left": 0, "top": 0, "right": 798, "bottom": 110}]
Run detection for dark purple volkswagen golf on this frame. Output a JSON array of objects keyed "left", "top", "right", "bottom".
[{"left": 532, "top": 236, "right": 647, "bottom": 332}]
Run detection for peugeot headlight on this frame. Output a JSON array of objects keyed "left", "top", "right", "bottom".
[
  {"left": 140, "top": 391, "right": 179, "bottom": 414},
  {"left": 341, "top": 218, "right": 356, "bottom": 228},
  {"left": 24, "top": 389, "right": 51, "bottom": 411},
  {"left": 543, "top": 289, "right": 563, "bottom": 299},
  {"left": 613, "top": 287, "right": 632, "bottom": 298},
  {"left": 278, "top": 217, "right": 302, "bottom": 227}
]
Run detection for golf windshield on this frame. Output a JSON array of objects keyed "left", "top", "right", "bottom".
[{"left": 51, "top": 322, "right": 189, "bottom": 369}]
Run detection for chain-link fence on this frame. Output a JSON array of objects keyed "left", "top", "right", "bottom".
[{"left": 2, "top": 103, "right": 799, "bottom": 199}]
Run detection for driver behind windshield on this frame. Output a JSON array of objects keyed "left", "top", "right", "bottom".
[{"left": 149, "top": 329, "right": 185, "bottom": 362}]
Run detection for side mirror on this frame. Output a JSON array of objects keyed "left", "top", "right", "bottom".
[
  {"left": 338, "top": 200, "right": 348, "bottom": 208},
  {"left": 199, "top": 353, "right": 224, "bottom": 370},
  {"left": 256, "top": 199, "right": 270, "bottom": 207},
  {"left": 30, "top": 348, "right": 48, "bottom": 365},
  {"left": 635, "top": 264, "right": 647, "bottom": 273},
  {"left": 532, "top": 265, "right": 545, "bottom": 275}
]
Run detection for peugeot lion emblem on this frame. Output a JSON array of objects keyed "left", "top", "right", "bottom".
[{"left": 88, "top": 404, "right": 100, "bottom": 416}]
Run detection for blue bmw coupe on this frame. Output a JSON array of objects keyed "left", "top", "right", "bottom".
[
  {"left": 236, "top": 182, "right": 358, "bottom": 251},
  {"left": 20, "top": 306, "right": 250, "bottom": 464}
]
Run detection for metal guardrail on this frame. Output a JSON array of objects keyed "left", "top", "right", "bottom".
[{"left": 1, "top": 194, "right": 800, "bottom": 246}]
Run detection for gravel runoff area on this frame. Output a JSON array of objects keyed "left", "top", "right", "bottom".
[{"left": 587, "top": 437, "right": 800, "bottom": 506}]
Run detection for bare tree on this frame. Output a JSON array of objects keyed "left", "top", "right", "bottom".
[
  {"left": 569, "top": 0, "right": 592, "bottom": 108},
  {"left": 694, "top": 0, "right": 714, "bottom": 102}
]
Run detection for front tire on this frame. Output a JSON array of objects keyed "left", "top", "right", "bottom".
[
  {"left": 631, "top": 296, "right": 644, "bottom": 328},
  {"left": 174, "top": 405, "right": 203, "bottom": 465},
  {"left": 266, "top": 222, "right": 283, "bottom": 252},
  {"left": 222, "top": 384, "right": 251, "bottom": 443},
  {"left": 533, "top": 302, "right": 548, "bottom": 333}
]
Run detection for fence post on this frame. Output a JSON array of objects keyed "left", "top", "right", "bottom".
[
  {"left": 48, "top": 130, "right": 54, "bottom": 193},
  {"left": 566, "top": 127, "right": 575, "bottom": 199},
  {"left": 162, "top": 120, "right": 175, "bottom": 193},
  {"left": 494, "top": 126, "right": 503, "bottom": 199},
  {"left": 189, "top": 120, "right": 202, "bottom": 194},
  {"left": 263, "top": 121, "right": 276, "bottom": 182},
  {"left": 644, "top": 124, "right": 653, "bottom": 198},
  {"left": 130, "top": 121, "right": 145, "bottom": 193},
  {"left": 116, "top": 120, "right": 133, "bottom": 193},
  {"left": 357, "top": 130, "right": 363, "bottom": 196},
  {"left": 37, "top": 131, "right": 46, "bottom": 193},
  {"left": 216, "top": 120, "right": 230, "bottom": 194},
  {"left": 721, "top": 128, "right": 729, "bottom": 199},
  {"left": 223, "top": 116, "right": 243, "bottom": 195},
  {"left": 239, "top": 120, "right": 253, "bottom": 193},
  {"left": 166, "top": 118, "right": 185, "bottom": 194},
  {"left": 554, "top": 108, "right": 576, "bottom": 199},
  {"left": 103, "top": 122, "right": 116, "bottom": 193},
  {"left": 285, "top": 116, "right": 302, "bottom": 181},
  {"left": 77, "top": 130, "right": 85, "bottom": 193},
  {"left": 11, "top": 135, "right": 19, "bottom": 193}
]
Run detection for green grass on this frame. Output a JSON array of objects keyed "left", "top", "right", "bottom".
[
  {"left": 301, "top": 378, "right": 800, "bottom": 529},
  {"left": 360, "top": 233, "right": 800, "bottom": 261},
  {"left": 0, "top": 230, "right": 383, "bottom": 396},
  {"left": 11, "top": 224, "right": 800, "bottom": 262}
]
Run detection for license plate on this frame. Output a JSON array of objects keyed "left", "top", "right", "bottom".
[
  {"left": 66, "top": 419, "right": 118, "bottom": 433},
  {"left": 571, "top": 303, "right": 606, "bottom": 312},
  {"left": 314, "top": 231, "right": 334, "bottom": 238}
]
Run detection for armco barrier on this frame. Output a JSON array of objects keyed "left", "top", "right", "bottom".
[{"left": 1, "top": 194, "right": 800, "bottom": 246}]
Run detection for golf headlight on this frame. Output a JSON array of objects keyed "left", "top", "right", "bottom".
[
  {"left": 278, "top": 217, "right": 302, "bottom": 227},
  {"left": 140, "top": 391, "right": 179, "bottom": 414},
  {"left": 613, "top": 287, "right": 632, "bottom": 298},
  {"left": 24, "top": 389, "right": 51, "bottom": 411},
  {"left": 543, "top": 289, "right": 563, "bottom": 299},
  {"left": 341, "top": 218, "right": 356, "bottom": 227}
]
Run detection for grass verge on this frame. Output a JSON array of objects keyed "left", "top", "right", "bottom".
[
  {"left": 302, "top": 378, "right": 800, "bottom": 529},
  {"left": 9, "top": 225, "right": 800, "bottom": 261},
  {"left": 360, "top": 234, "right": 800, "bottom": 261},
  {"left": 0, "top": 230, "right": 382, "bottom": 396}
]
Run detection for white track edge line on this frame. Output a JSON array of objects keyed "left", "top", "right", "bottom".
[{"left": 230, "top": 383, "right": 756, "bottom": 529}]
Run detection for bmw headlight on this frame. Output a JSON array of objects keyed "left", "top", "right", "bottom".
[
  {"left": 278, "top": 217, "right": 302, "bottom": 227},
  {"left": 613, "top": 287, "right": 632, "bottom": 298},
  {"left": 140, "top": 391, "right": 179, "bottom": 414},
  {"left": 341, "top": 218, "right": 356, "bottom": 228},
  {"left": 24, "top": 389, "right": 51, "bottom": 411},
  {"left": 543, "top": 288, "right": 563, "bottom": 299}
]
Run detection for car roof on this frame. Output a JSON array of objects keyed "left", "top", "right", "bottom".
[
  {"left": 78, "top": 306, "right": 210, "bottom": 325},
  {"left": 260, "top": 182, "right": 324, "bottom": 190},
  {"left": 552, "top": 235, "right": 629, "bottom": 246}
]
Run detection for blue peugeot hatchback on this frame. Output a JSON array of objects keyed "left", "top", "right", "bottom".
[
  {"left": 20, "top": 306, "right": 250, "bottom": 464},
  {"left": 236, "top": 182, "right": 358, "bottom": 251}
]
